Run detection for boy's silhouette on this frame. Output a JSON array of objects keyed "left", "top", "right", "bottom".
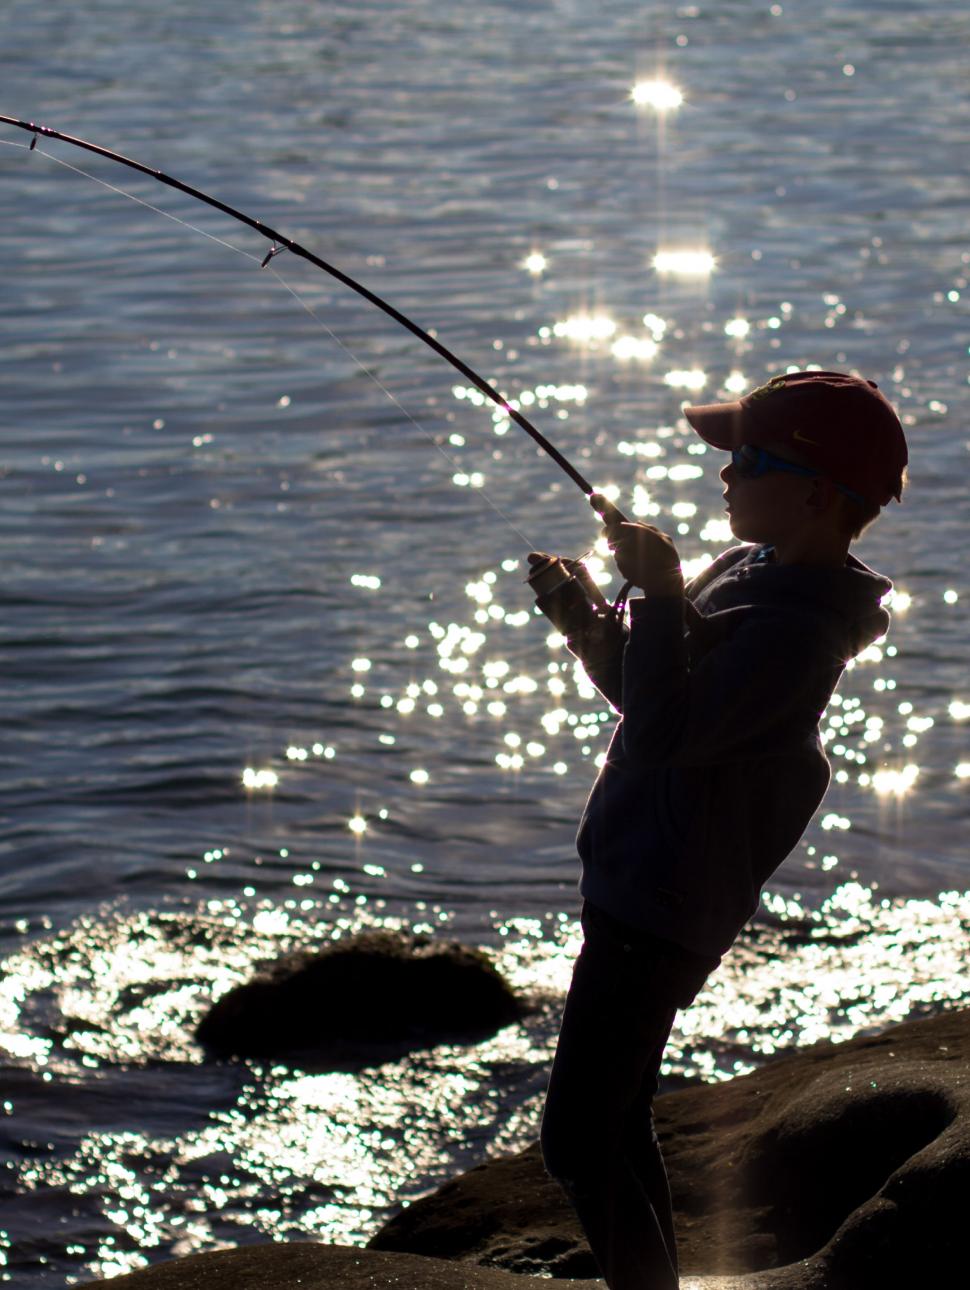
[{"left": 533, "top": 370, "right": 908, "bottom": 1290}]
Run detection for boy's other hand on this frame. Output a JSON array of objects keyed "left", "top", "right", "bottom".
[
  {"left": 590, "top": 495, "right": 683, "bottom": 596},
  {"left": 588, "top": 491, "right": 625, "bottom": 533},
  {"left": 611, "top": 524, "right": 684, "bottom": 595}
]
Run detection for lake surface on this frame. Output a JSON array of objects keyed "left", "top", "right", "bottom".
[{"left": 1, "top": 0, "right": 968, "bottom": 1283}]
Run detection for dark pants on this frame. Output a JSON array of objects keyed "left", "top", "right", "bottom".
[{"left": 540, "top": 902, "right": 715, "bottom": 1290}]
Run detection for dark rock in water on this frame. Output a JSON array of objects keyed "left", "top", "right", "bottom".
[
  {"left": 371, "top": 1005, "right": 970, "bottom": 1288},
  {"left": 195, "top": 930, "right": 524, "bottom": 1066}
]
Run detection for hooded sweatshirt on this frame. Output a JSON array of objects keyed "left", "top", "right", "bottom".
[{"left": 576, "top": 543, "right": 892, "bottom": 960}]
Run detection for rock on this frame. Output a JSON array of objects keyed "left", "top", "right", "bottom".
[
  {"left": 370, "top": 1139, "right": 598, "bottom": 1277},
  {"left": 371, "top": 1005, "right": 970, "bottom": 1287},
  {"left": 85, "top": 1006, "right": 970, "bottom": 1289},
  {"left": 79, "top": 1241, "right": 596, "bottom": 1289},
  {"left": 195, "top": 930, "right": 524, "bottom": 1066},
  {"left": 81, "top": 1239, "right": 785, "bottom": 1288}
]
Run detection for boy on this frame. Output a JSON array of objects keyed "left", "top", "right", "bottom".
[{"left": 533, "top": 370, "right": 908, "bottom": 1290}]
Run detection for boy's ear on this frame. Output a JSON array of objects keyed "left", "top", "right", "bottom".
[{"left": 805, "top": 475, "right": 839, "bottom": 515}]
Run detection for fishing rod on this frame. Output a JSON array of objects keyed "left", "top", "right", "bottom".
[
  {"left": 0, "top": 116, "right": 598, "bottom": 499},
  {"left": 2, "top": 116, "right": 697, "bottom": 634}
]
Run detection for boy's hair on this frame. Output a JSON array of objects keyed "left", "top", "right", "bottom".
[
  {"left": 839, "top": 494, "right": 882, "bottom": 541},
  {"left": 838, "top": 465, "right": 908, "bottom": 540}
]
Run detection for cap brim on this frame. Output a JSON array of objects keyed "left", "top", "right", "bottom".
[{"left": 683, "top": 401, "right": 744, "bottom": 450}]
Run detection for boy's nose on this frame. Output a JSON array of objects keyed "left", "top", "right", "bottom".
[{"left": 720, "top": 461, "right": 735, "bottom": 484}]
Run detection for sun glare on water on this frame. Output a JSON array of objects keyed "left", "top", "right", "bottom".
[
  {"left": 552, "top": 314, "right": 617, "bottom": 342},
  {"left": 869, "top": 765, "right": 920, "bottom": 797},
  {"left": 631, "top": 79, "right": 684, "bottom": 110},
  {"left": 653, "top": 249, "right": 717, "bottom": 277},
  {"left": 242, "top": 768, "right": 279, "bottom": 791},
  {"left": 611, "top": 335, "right": 659, "bottom": 361}
]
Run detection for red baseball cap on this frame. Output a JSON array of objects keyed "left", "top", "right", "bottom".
[{"left": 684, "top": 370, "right": 908, "bottom": 506}]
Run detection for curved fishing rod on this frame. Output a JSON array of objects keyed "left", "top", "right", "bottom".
[
  {"left": 2, "top": 115, "right": 690, "bottom": 630},
  {"left": 0, "top": 115, "right": 598, "bottom": 500}
]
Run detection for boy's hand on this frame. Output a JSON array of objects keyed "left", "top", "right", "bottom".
[{"left": 589, "top": 493, "right": 684, "bottom": 597}]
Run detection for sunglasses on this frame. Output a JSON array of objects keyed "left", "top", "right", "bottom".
[{"left": 731, "top": 445, "right": 867, "bottom": 504}]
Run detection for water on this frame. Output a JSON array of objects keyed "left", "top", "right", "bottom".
[{"left": 1, "top": 0, "right": 969, "bottom": 1282}]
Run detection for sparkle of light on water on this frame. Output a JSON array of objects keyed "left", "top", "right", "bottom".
[{"left": 631, "top": 79, "right": 684, "bottom": 110}]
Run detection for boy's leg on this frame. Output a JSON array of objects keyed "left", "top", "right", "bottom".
[
  {"left": 628, "top": 1071, "right": 679, "bottom": 1273},
  {"left": 540, "top": 907, "right": 683, "bottom": 1290}
]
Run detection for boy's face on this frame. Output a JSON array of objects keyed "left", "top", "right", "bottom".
[{"left": 719, "top": 442, "right": 823, "bottom": 546}]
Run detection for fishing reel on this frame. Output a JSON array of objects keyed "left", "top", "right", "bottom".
[{"left": 526, "top": 552, "right": 632, "bottom": 665}]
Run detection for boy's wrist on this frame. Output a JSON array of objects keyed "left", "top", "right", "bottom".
[
  {"left": 629, "top": 573, "right": 685, "bottom": 600},
  {"left": 629, "top": 590, "right": 685, "bottom": 619}
]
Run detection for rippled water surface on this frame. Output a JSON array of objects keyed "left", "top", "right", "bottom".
[{"left": 1, "top": 0, "right": 969, "bottom": 1283}]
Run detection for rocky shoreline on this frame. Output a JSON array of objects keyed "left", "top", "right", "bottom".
[{"left": 87, "top": 1005, "right": 970, "bottom": 1288}]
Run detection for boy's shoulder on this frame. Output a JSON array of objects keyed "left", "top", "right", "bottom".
[
  {"left": 687, "top": 544, "right": 892, "bottom": 661},
  {"left": 684, "top": 543, "right": 758, "bottom": 599}
]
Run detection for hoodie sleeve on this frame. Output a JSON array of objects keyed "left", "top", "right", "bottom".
[
  {"left": 564, "top": 548, "right": 753, "bottom": 710},
  {"left": 565, "top": 620, "right": 628, "bottom": 710},
  {"left": 618, "top": 595, "right": 847, "bottom": 767}
]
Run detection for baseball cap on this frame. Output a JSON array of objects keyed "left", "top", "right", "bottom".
[{"left": 684, "top": 370, "right": 908, "bottom": 506}]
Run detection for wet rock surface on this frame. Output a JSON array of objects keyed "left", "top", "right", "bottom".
[
  {"left": 83, "top": 1242, "right": 601, "bottom": 1289},
  {"left": 371, "top": 1006, "right": 970, "bottom": 1287},
  {"left": 84, "top": 1241, "right": 790, "bottom": 1289},
  {"left": 195, "top": 930, "right": 525, "bottom": 1066}
]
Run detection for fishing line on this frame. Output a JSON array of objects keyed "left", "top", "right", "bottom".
[
  {"left": 3, "top": 126, "right": 564, "bottom": 551},
  {"left": 33, "top": 145, "right": 265, "bottom": 264},
  {"left": 0, "top": 123, "right": 712, "bottom": 645},
  {"left": 266, "top": 268, "right": 538, "bottom": 549},
  {"left": 1, "top": 118, "right": 670, "bottom": 625},
  {"left": 0, "top": 116, "right": 602, "bottom": 504},
  {"left": 4, "top": 132, "right": 538, "bottom": 547},
  {"left": 1, "top": 119, "right": 708, "bottom": 637}
]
